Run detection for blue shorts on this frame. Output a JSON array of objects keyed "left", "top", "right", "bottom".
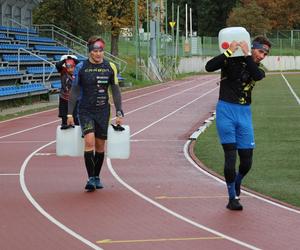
[{"left": 216, "top": 100, "right": 255, "bottom": 149}]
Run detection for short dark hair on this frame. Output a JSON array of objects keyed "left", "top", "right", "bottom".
[
  {"left": 252, "top": 36, "right": 271, "bottom": 48},
  {"left": 87, "top": 36, "right": 105, "bottom": 46}
]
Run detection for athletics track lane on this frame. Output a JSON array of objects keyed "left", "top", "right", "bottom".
[{"left": 0, "top": 75, "right": 299, "bottom": 250}]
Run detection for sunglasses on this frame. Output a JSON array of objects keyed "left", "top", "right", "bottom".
[{"left": 65, "top": 63, "right": 75, "bottom": 68}]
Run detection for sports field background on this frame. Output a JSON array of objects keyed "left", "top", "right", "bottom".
[{"left": 194, "top": 73, "right": 300, "bottom": 207}]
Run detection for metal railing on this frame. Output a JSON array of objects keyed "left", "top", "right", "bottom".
[
  {"left": 7, "top": 19, "right": 31, "bottom": 46},
  {"left": 33, "top": 24, "right": 127, "bottom": 73},
  {"left": 17, "top": 48, "right": 56, "bottom": 85}
]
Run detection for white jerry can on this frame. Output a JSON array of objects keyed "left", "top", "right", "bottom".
[
  {"left": 56, "top": 125, "right": 84, "bottom": 157},
  {"left": 218, "top": 27, "right": 251, "bottom": 57},
  {"left": 107, "top": 124, "right": 130, "bottom": 159}
]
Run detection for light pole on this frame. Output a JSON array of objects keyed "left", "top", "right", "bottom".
[{"left": 135, "top": 0, "right": 141, "bottom": 79}]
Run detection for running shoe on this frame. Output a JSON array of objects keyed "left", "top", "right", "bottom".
[
  {"left": 85, "top": 177, "right": 96, "bottom": 191},
  {"left": 94, "top": 176, "right": 103, "bottom": 189},
  {"left": 226, "top": 198, "right": 243, "bottom": 211}
]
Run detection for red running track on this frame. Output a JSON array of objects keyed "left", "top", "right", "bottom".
[{"left": 0, "top": 75, "right": 300, "bottom": 250}]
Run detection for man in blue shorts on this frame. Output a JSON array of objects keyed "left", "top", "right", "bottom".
[
  {"left": 67, "top": 36, "right": 124, "bottom": 191},
  {"left": 205, "top": 36, "right": 271, "bottom": 210}
]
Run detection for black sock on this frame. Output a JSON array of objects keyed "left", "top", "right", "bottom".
[
  {"left": 84, "top": 150, "right": 95, "bottom": 178},
  {"left": 94, "top": 151, "right": 104, "bottom": 177}
]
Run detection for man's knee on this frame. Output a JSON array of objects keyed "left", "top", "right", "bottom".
[
  {"left": 238, "top": 149, "right": 253, "bottom": 176},
  {"left": 222, "top": 143, "right": 237, "bottom": 183}
]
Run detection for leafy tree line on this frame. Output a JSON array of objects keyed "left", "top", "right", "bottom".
[
  {"left": 33, "top": 0, "right": 300, "bottom": 55},
  {"left": 33, "top": 0, "right": 145, "bottom": 56},
  {"left": 167, "top": 0, "right": 300, "bottom": 36}
]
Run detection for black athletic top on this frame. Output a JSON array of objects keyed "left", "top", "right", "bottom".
[
  {"left": 205, "top": 54, "right": 265, "bottom": 105},
  {"left": 55, "top": 60, "right": 75, "bottom": 101},
  {"left": 68, "top": 59, "right": 123, "bottom": 116}
]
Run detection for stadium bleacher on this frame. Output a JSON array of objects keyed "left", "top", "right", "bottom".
[
  {"left": 2, "top": 54, "right": 49, "bottom": 62},
  {"left": 0, "top": 23, "right": 125, "bottom": 102},
  {"left": 0, "top": 83, "right": 48, "bottom": 100},
  {"left": 0, "top": 25, "right": 37, "bottom": 35},
  {"left": 15, "top": 35, "right": 56, "bottom": 44},
  {"left": 0, "top": 67, "right": 22, "bottom": 76},
  {"left": 0, "top": 24, "right": 71, "bottom": 100}
]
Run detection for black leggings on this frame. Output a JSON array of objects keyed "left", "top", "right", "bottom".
[{"left": 222, "top": 144, "right": 253, "bottom": 183}]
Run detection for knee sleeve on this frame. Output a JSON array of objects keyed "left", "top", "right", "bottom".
[
  {"left": 222, "top": 144, "right": 237, "bottom": 183},
  {"left": 238, "top": 149, "right": 253, "bottom": 176}
]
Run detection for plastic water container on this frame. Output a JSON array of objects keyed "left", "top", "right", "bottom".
[
  {"left": 107, "top": 125, "right": 130, "bottom": 159},
  {"left": 218, "top": 27, "right": 251, "bottom": 57},
  {"left": 56, "top": 125, "right": 84, "bottom": 157}
]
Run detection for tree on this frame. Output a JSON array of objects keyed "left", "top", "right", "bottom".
[
  {"left": 255, "top": 0, "right": 300, "bottom": 29},
  {"left": 33, "top": 0, "right": 101, "bottom": 40},
  {"left": 227, "top": 1, "right": 272, "bottom": 35},
  {"left": 167, "top": 0, "right": 237, "bottom": 36},
  {"left": 88, "top": 0, "right": 146, "bottom": 56},
  {"left": 228, "top": 0, "right": 300, "bottom": 33}
]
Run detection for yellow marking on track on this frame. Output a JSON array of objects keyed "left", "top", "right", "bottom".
[
  {"left": 155, "top": 195, "right": 249, "bottom": 200},
  {"left": 97, "top": 236, "right": 223, "bottom": 244}
]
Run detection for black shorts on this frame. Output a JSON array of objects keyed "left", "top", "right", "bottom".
[{"left": 78, "top": 106, "right": 110, "bottom": 139}]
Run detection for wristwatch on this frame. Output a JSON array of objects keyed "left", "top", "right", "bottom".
[{"left": 116, "top": 110, "right": 124, "bottom": 117}]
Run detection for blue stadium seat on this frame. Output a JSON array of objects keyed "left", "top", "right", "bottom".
[
  {"left": 0, "top": 44, "right": 27, "bottom": 50},
  {"left": 51, "top": 81, "right": 61, "bottom": 89},
  {"left": 34, "top": 45, "right": 69, "bottom": 52},
  {"left": 26, "top": 66, "right": 57, "bottom": 74},
  {"left": 0, "top": 85, "right": 17, "bottom": 96},
  {"left": 0, "top": 25, "right": 37, "bottom": 34},
  {"left": 0, "top": 67, "right": 22, "bottom": 76},
  {"left": 2, "top": 54, "right": 49, "bottom": 62},
  {"left": 15, "top": 35, "right": 55, "bottom": 43}
]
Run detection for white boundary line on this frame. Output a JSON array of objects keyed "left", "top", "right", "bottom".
[
  {"left": 281, "top": 73, "right": 300, "bottom": 105},
  {"left": 107, "top": 159, "right": 260, "bottom": 250},
  {"left": 124, "top": 78, "right": 217, "bottom": 118},
  {"left": 0, "top": 173, "right": 19, "bottom": 176},
  {"left": 107, "top": 87, "right": 261, "bottom": 250},
  {"left": 183, "top": 141, "right": 300, "bottom": 215},
  {"left": 15, "top": 79, "right": 216, "bottom": 249},
  {"left": 19, "top": 141, "right": 103, "bottom": 250},
  {"left": 122, "top": 78, "right": 206, "bottom": 103},
  {"left": 0, "top": 120, "right": 59, "bottom": 140},
  {"left": 12, "top": 74, "right": 299, "bottom": 249},
  {"left": 0, "top": 108, "right": 57, "bottom": 124}
]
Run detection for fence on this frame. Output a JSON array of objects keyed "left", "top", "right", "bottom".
[{"left": 98, "top": 29, "right": 300, "bottom": 59}]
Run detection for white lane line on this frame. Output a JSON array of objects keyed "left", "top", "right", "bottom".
[
  {"left": 19, "top": 141, "right": 103, "bottom": 250},
  {"left": 130, "top": 86, "right": 218, "bottom": 137},
  {"left": 107, "top": 86, "right": 262, "bottom": 249},
  {"left": 0, "top": 141, "right": 51, "bottom": 143},
  {"left": 107, "top": 160, "right": 260, "bottom": 250},
  {"left": 16, "top": 78, "right": 214, "bottom": 249},
  {"left": 124, "top": 78, "right": 217, "bottom": 117},
  {"left": 0, "top": 120, "right": 60, "bottom": 140},
  {"left": 183, "top": 141, "right": 300, "bottom": 215},
  {"left": 281, "top": 73, "right": 300, "bottom": 105},
  {"left": 0, "top": 78, "right": 216, "bottom": 140},
  {"left": 131, "top": 139, "right": 185, "bottom": 142},
  {"left": 0, "top": 173, "right": 19, "bottom": 176},
  {"left": 122, "top": 78, "right": 212, "bottom": 103},
  {"left": 0, "top": 108, "right": 57, "bottom": 124}
]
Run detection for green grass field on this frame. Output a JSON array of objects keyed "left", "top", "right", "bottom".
[{"left": 194, "top": 73, "right": 300, "bottom": 207}]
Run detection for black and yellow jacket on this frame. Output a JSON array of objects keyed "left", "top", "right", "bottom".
[{"left": 205, "top": 52, "right": 265, "bottom": 105}]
